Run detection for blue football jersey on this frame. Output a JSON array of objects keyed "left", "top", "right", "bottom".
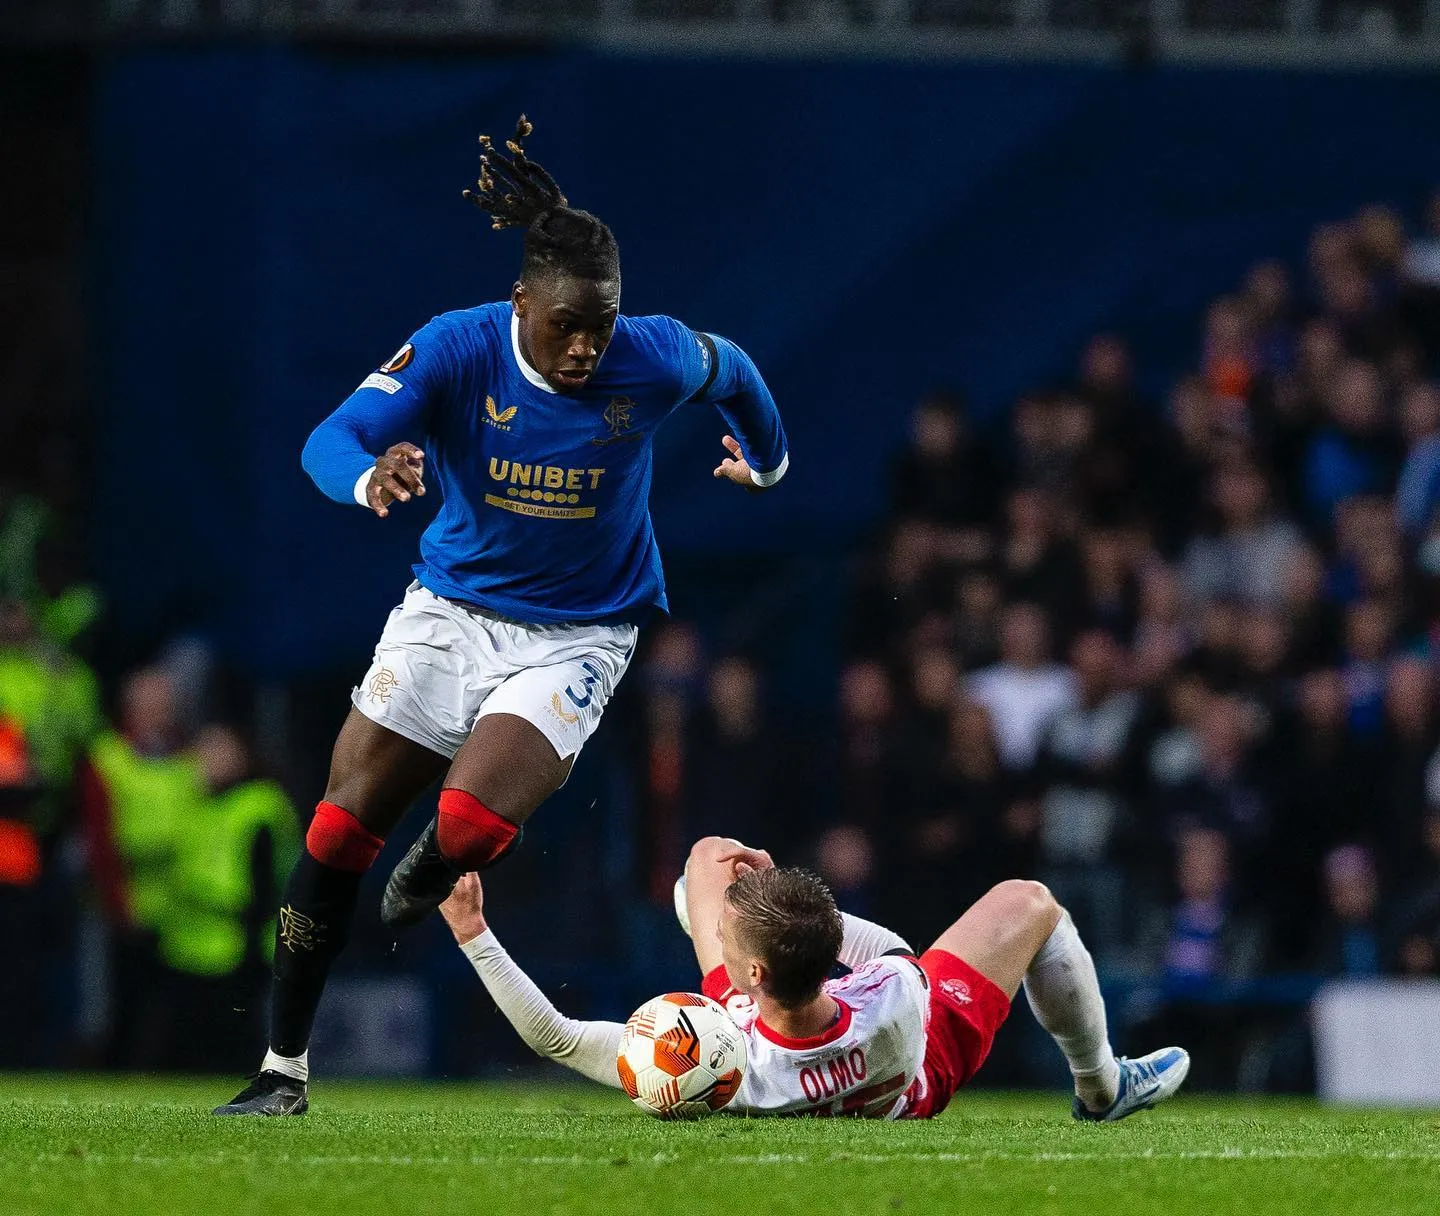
[{"left": 301, "top": 301, "right": 788, "bottom": 624}]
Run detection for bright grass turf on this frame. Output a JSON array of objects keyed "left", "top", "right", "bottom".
[{"left": 1, "top": 1075, "right": 1438, "bottom": 1216}]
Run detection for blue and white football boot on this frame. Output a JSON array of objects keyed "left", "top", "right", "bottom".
[{"left": 1072, "top": 1047, "right": 1190, "bottom": 1122}]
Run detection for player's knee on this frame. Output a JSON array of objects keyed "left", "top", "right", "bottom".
[
  {"left": 436, "top": 787, "right": 520, "bottom": 870},
  {"left": 305, "top": 801, "right": 385, "bottom": 872},
  {"left": 986, "top": 879, "right": 1059, "bottom": 930}
]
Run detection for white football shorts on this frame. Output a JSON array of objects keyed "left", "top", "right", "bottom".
[{"left": 352, "top": 581, "right": 638, "bottom": 761}]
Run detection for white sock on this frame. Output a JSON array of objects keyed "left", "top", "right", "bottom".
[
  {"left": 261, "top": 1047, "right": 309, "bottom": 1083},
  {"left": 1022, "top": 909, "right": 1119, "bottom": 1111}
]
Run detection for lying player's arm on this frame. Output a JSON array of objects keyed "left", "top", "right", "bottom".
[
  {"left": 301, "top": 321, "right": 458, "bottom": 515},
  {"left": 683, "top": 837, "right": 909, "bottom": 972},
  {"left": 441, "top": 874, "right": 625, "bottom": 1089},
  {"left": 838, "top": 913, "right": 912, "bottom": 967},
  {"left": 698, "top": 334, "right": 790, "bottom": 491}
]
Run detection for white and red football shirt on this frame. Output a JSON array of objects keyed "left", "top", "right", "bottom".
[{"left": 702, "top": 956, "right": 930, "bottom": 1119}]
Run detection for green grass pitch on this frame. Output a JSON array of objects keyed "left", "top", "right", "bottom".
[{"left": 1, "top": 1076, "right": 1437, "bottom": 1216}]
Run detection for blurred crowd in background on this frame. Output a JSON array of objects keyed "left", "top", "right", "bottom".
[
  {"left": 6, "top": 82, "right": 1440, "bottom": 1084},
  {"left": 619, "top": 192, "right": 1440, "bottom": 1088}
]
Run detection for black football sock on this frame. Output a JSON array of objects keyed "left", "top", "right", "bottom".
[{"left": 268, "top": 850, "right": 364, "bottom": 1059}]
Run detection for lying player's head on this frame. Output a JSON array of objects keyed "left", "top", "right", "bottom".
[
  {"left": 463, "top": 115, "right": 620, "bottom": 394},
  {"left": 721, "top": 867, "right": 844, "bottom": 1009}
]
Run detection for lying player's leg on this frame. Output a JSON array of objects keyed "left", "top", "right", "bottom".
[
  {"left": 914, "top": 880, "right": 1188, "bottom": 1122},
  {"left": 214, "top": 709, "right": 448, "bottom": 1115}
]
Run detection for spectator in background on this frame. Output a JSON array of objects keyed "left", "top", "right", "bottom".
[
  {"left": 1131, "top": 562, "right": 1192, "bottom": 689},
  {"left": 950, "top": 564, "right": 1003, "bottom": 671},
  {"left": 821, "top": 660, "right": 907, "bottom": 862},
  {"left": 1152, "top": 374, "right": 1221, "bottom": 556},
  {"left": 687, "top": 656, "right": 795, "bottom": 856},
  {"left": 145, "top": 725, "right": 300, "bottom": 1073},
  {"left": 1165, "top": 694, "right": 1269, "bottom": 876},
  {"left": 844, "top": 518, "right": 944, "bottom": 659},
  {"left": 1140, "top": 825, "right": 1267, "bottom": 993},
  {"left": 1074, "top": 333, "right": 1145, "bottom": 433},
  {"left": 81, "top": 667, "right": 204, "bottom": 1067},
  {"left": 1340, "top": 597, "right": 1396, "bottom": 737},
  {"left": 968, "top": 602, "right": 1077, "bottom": 771},
  {"left": 887, "top": 391, "right": 999, "bottom": 542},
  {"left": 1303, "top": 359, "right": 1402, "bottom": 528},
  {"left": 1183, "top": 459, "right": 1303, "bottom": 608},
  {"left": 884, "top": 699, "right": 1016, "bottom": 944},
  {"left": 1309, "top": 845, "right": 1385, "bottom": 977},
  {"left": 1078, "top": 525, "right": 1138, "bottom": 641},
  {"left": 1252, "top": 318, "right": 1346, "bottom": 515},
  {"left": 1035, "top": 627, "right": 1142, "bottom": 961},
  {"left": 813, "top": 822, "right": 875, "bottom": 919},
  {"left": 1234, "top": 605, "right": 1290, "bottom": 711},
  {"left": 1395, "top": 382, "right": 1440, "bottom": 540},
  {"left": 1392, "top": 806, "right": 1440, "bottom": 977},
  {"left": 998, "top": 487, "right": 1082, "bottom": 625},
  {"left": 1202, "top": 295, "right": 1257, "bottom": 416},
  {"left": 0, "top": 595, "right": 100, "bottom": 842},
  {"left": 1271, "top": 668, "right": 1374, "bottom": 858},
  {"left": 634, "top": 622, "right": 705, "bottom": 903},
  {"left": 1375, "top": 658, "right": 1438, "bottom": 874},
  {"left": 1242, "top": 258, "right": 1298, "bottom": 376},
  {"left": 1279, "top": 545, "right": 1342, "bottom": 669},
  {"left": 1009, "top": 391, "right": 1097, "bottom": 505},
  {"left": 1402, "top": 187, "right": 1440, "bottom": 288},
  {"left": 1353, "top": 205, "right": 1406, "bottom": 310},
  {"left": 1071, "top": 334, "right": 1167, "bottom": 523}
]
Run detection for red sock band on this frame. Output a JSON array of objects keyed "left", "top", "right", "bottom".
[
  {"left": 305, "top": 801, "right": 384, "bottom": 873},
  {"left": 437, "top": 788, "right": 518, "bottom": 870}
]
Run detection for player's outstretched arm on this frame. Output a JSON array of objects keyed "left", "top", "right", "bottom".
[
  {"left": 688, "top": 332, "right": 789, "bottom": 492},
  {"left": 440, "top": 874, "right": 625, "bottom": 1088},
  {"left": 301, "top": 322, "right": 457, "bottom": 513}
]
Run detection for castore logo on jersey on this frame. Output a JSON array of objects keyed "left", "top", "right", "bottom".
[{"left": 485, "top": 396, "right": 518, "bottom": 431}]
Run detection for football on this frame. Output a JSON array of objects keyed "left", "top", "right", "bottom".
[{"left": 616, "top": 992, "right": 747, "bottom": 1119}]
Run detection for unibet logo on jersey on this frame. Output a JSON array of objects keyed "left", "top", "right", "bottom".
[{"left": 486, "top": 458, "right": 605, "bottom": 520}]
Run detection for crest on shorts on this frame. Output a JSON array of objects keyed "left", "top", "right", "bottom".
[
  {"left": 549, "top": 692, "right": 580, "bottom": 725},
  {"left": 938, "top": 977, "right": 973, "bottom": 1006},
  {"left": 368, "top": 667, "right": 398, "bottom": 704}
]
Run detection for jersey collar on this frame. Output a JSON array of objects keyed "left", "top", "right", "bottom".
[
  {"left": 753, "top": 998, "right": 853, "bottom": 1050},
  {"left": 510, "top": 309, "right": 556, "bottom": 395}
]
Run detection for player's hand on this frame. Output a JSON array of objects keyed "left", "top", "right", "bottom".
[
  {"left": 712, "top": 436, "right": 763, "bottom": 493},
  {"left": 714, "top": 842, "right": 775, "bottom": 879},
  {"left": 439, "top": 871, "right": 487, "bottom": 945},
  {"left": 368, "top": 442, "right": 426, "bottom": 518}
]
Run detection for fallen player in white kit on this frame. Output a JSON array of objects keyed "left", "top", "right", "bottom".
[{"left": 439, "top": 837, "right": 1190, "bottom": 1119}]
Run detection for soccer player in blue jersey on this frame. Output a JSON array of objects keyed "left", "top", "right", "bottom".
[{"left": 215, "top": 117, "right": 789, "bottom": 1116}]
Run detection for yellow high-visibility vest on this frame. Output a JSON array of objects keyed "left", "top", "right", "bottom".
[
  {"left": 88, "top": 731, "right": 204, "bottom": 933},
  {"left": 160, "top": 780, "right": 301, "bottom": 977}
]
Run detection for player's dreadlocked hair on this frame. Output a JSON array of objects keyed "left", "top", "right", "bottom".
[{"left": 462, "top": 114, "right": 619, "bottom": 284}]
